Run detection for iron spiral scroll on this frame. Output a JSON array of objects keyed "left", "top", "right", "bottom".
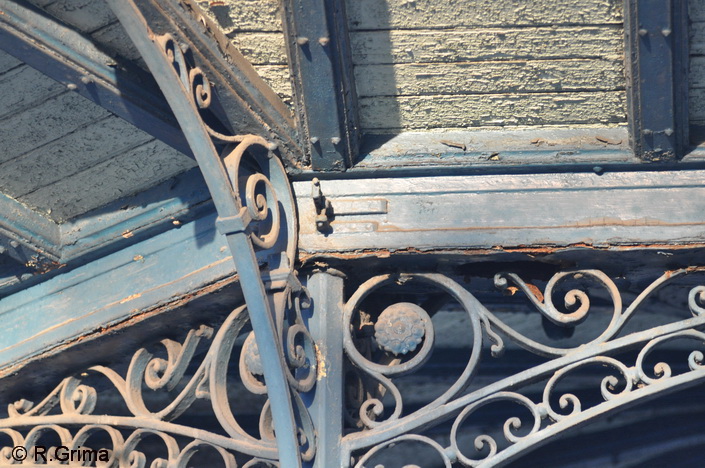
[{"left": 342, "top": 269, "right": 705, "bottom": 466}]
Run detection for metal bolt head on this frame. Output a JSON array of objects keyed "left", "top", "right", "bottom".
[
  {"left": 310, "top": 136, "right": 319, "bottom": 144},
  {"left": 331, "top": 137, "right": 341, "bottom": 145},
  {"left": 80, "top": 76, "right": 93, "bottom": 85},
  {"left": 664, "top": 128, "right": 674, "bottom": 136},
  {"left": 662, "top": 28, "right": 672, "bottom": 37},
  {"left": 296, "top": 36, "right": 309, "bottom": 46},
  {"left": 638, "top": 28, "right": 648, "bottom": 36},
  {"left": 9, "top": 240, "right": 19, "bottom": 249},
  {"left": 67, "top": 83, "right": 78, "bottom": 91},
  {"left": 318, "top": 36, "right": 330, "bottom": 46},
  {"left": 643, "top": 128, "right": 653, "bottom": 135}
]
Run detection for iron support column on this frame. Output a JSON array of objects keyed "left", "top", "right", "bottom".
[{"left": 304, "top": 269, "right": 346, "bottom": 467}]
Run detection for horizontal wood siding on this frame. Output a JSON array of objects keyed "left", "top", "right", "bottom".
[
  {"left": 691, "top": 0, "right": 705, "bottom": 127},
  {"left": 347, "top": 0, "right": 626, "bottom": 133},
  {"left": 197, "top": 1, "right": 293, "bottom": 111},
  {"left": 361, "top": 92, "right": 626, "bottom": 130}
]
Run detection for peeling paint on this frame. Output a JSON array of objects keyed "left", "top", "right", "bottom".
[{"left": 315, "top": 343, "right": 327, "bottom": 381}]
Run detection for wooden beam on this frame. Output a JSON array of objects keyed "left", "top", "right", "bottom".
[
  {"left": 624, "top": 0, "right": 689, "bottom": 160},
  {"left": 294, "top": 169, "right": 705, "bottom": 255},
  {"left": 0, "top": 210, "right": 236, "bottom": 370},
  {"left": 282, "top": 0, "right": 360, "bottom": 170},
  {"left": 0, "top": 0, "right": 193, "bottom": 158}
]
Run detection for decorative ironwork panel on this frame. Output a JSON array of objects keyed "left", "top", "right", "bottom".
[{"left": 340, "top": 269, "right": 705, "bottom": 466}]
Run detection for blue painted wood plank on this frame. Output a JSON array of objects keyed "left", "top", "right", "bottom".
[{"left": 0, "top": 210, "right": 234, "bottom": 369}]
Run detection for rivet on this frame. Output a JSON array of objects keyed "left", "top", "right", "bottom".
[
  {"left": 664, "top": 128, "right": 674, "bottom": 136},
  {"left": 643, "top": 128, "right": 653, "bottom": 135},
  {"left": 638, "top": 28, "right": 648, "bottom": 36},
  {"left": 310, "top": 136, "right": 319, "bottom": 144},
  {"left": 318, "top": 36, "right": 330, "bottom": 46},
  {"left": 0, "top": 246, "right": 5, "bottom": 255},
  {"left": 80, "top": 76, "right": 93, "bottom": 85},
  {"left": 593, "top": 166, "right": 604, "bottom": 175},
  {"left": 9, "top": 240, "right": 19, "bottom": 249},
  {"left": 67, "top": 83, "right": 78, "bottom": 91},
  {"left": 20, "top": 273, "right": 33, "bottom": 281},
  {"left": 296, "top": 36, "right": 309, "bottom": 46},
  {"left": 331, "top": 136, "right": 341, "bottom": 145},
  {"left": 662, "top": 28, "right": 672, "bottom": 37},
  {"left": 266, "top": 142, "right": 278, "bottom": 151}
]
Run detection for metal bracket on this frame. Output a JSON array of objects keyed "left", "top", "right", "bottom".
[{"left": 311, "top": 178, "right": 332, "bottom": 232}]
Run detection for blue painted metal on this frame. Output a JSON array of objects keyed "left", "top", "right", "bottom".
[
  {"left": 624, "top": 0, "right": 689, "bottom": 160},
  {"left": 0, "top": 0, "right": 193, "bottom": 158},
  {"left": 282, "top": 0, "right": 360, "bottom": 170},
  {"left": 303, "top": 270, "right": 345, "bottom": 468},
  {"left": 104, "top": 1, "right": 304, "bottom": 465}
]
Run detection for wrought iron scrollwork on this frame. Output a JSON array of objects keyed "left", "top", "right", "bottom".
[
  {"left": 131, "top": 26, "right": 315, "bottom": 465},
  {"left": 0, "top": 308, "right": 279, "bottom": 466},
  {"left": 342, "top": 269, "right": 705, "bottom": 466}
]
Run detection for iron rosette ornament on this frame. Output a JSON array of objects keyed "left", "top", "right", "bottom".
[{"left": 341, "top": 268, "right": 705, "bottom": 466}]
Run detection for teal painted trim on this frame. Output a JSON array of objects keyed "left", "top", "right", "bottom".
[
  {"left": 59, "top": 168, "right": 213, "bottom": 262},
  {"left": 0, "top": 191, "right": 60, "bottom": 258},
  {"left": 0, "top": 169, "right": 213, "bottom": 296},
  {"left": 0, "top": 211, "right": 233, "bottom": 370},
  {"left": 294, "top": 169, "right": 705, "bottom": 255}
]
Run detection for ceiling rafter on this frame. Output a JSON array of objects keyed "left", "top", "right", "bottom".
[{"left": 0, "top": 0, "right": 193, "bottom": 158}]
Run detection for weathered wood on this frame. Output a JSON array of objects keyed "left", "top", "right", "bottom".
[
  {"left": 90, "top": 21, "right": 143, "bottom": 62},
  {"left": 20, "top": 139, "right": 195, "bottom": 222},
  {"left": 228, "top": 32, "right": 288, "bottom": 64},
  {"left": 0, "top": 116, "right": 153, "bottom": 199},
  {"left": 0, "top": 65, "right": 65, "bottom": 119},
  {"left": 0, "top": 50, "right": 22, "bottom": 74},
  {"left": 359, "top": 92, "right": 626, "bottom": 131},
  {"left": 0, "top": 1, "right": 193, "bottom": 157},
  {"left": 355, "top": 59, "right": 625, "bottom": 97},
  {"left": 195, "top": 0, "right": 282, "bottom": 32},
  {"left": 45, "top": 0, "right": 118, "bottom": 33},
  {"left": 254, "top": 65, "right": 293, "bottom": 105},
  {"left": 293, "top": 169, "right": 705, "bottom": 255},
  {"left": 690, "top": 87, "right": 705, "bottom": 124},
  {"left": 351, "top": 27, "right": 624, "bottom": 65},
  {"left": 0, "top": 92, "right": 110, "bottom": 164},
  {"left": 691, "top": 22, "right": 705, "bottom": 55},
  {"left": 0, "top": 211, "right": 236, "bottom": 368},
  {"left": 346, "top": 0, "right": 623, "bottom": 30},
  {"left": 690, "top": 56, "right": 705, "bottom": 89},
  {"left": 690, "top": 0, "right": 705, "bottom": 22},
  {"left": 689, "top": 10, "right": 705, "bottom": 125}
]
